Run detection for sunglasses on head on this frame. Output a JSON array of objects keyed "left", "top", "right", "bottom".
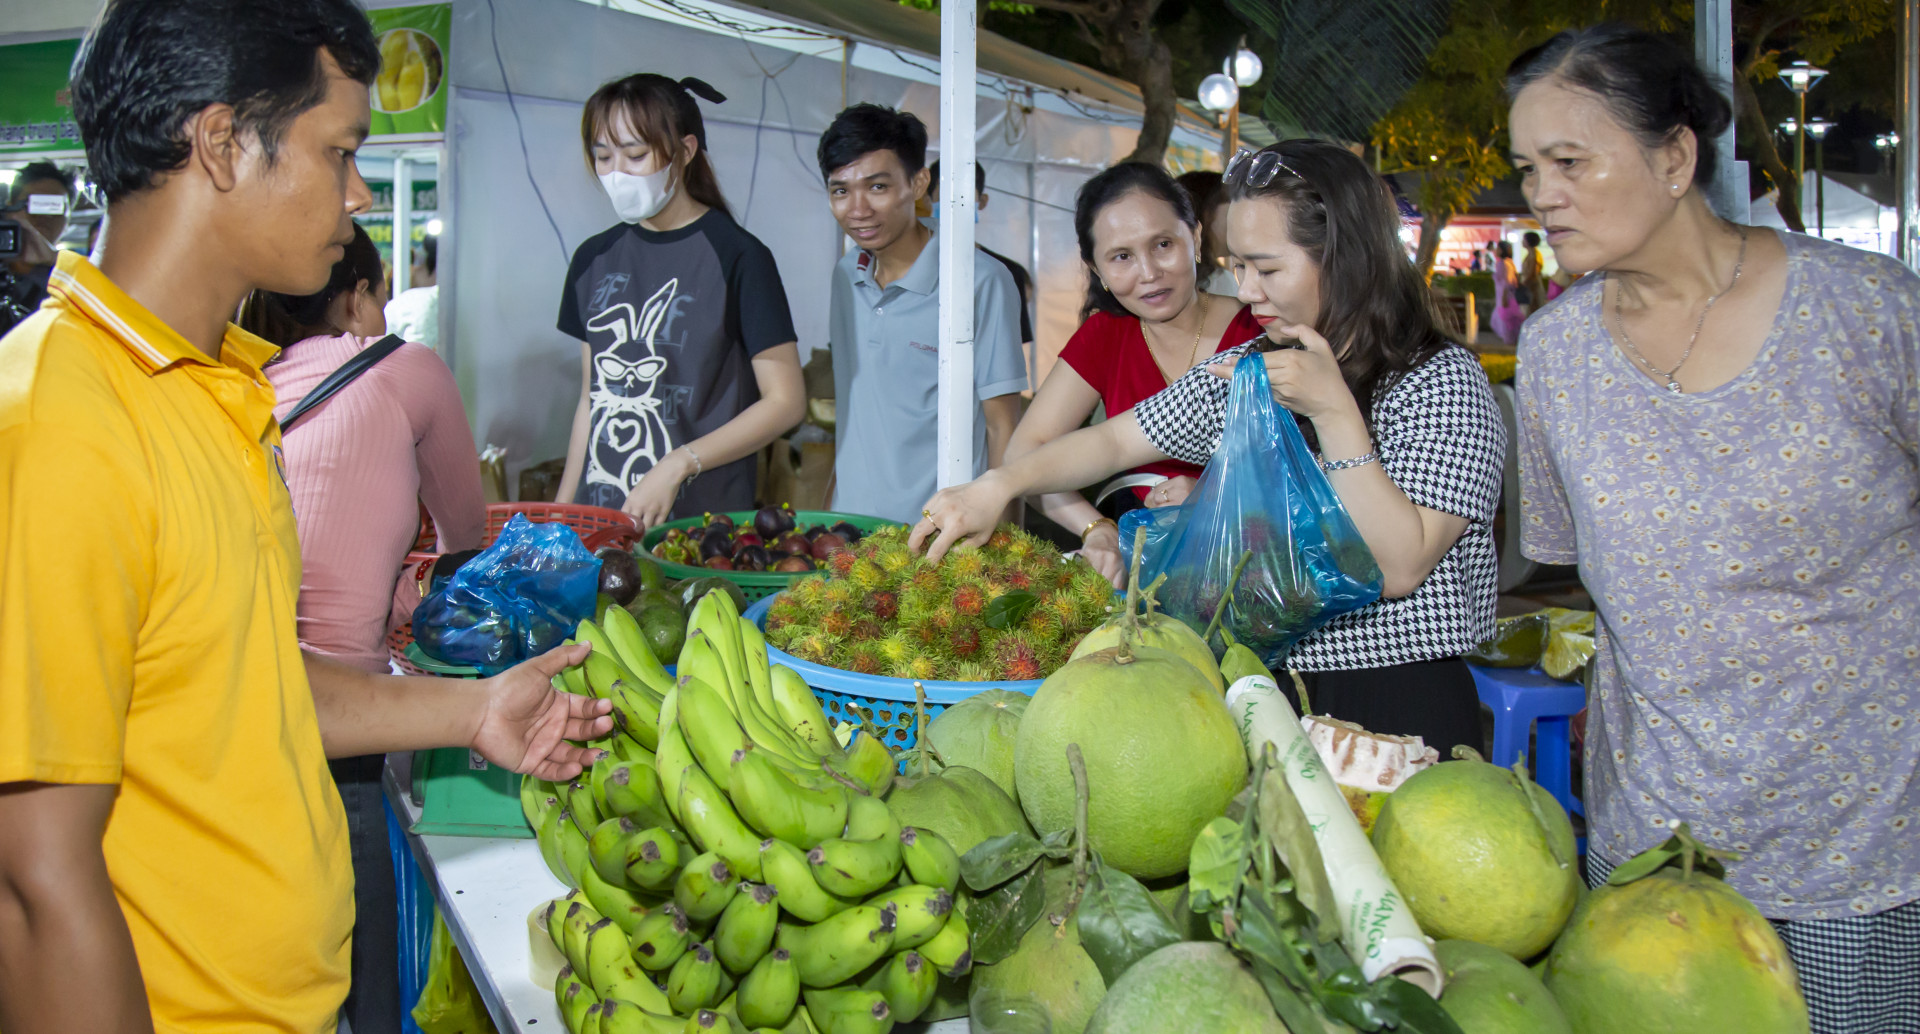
[{"left": 1224, "top": 147, "right": 1304, "bottom": 189}]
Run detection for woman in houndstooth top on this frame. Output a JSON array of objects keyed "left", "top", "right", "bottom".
[{"left": 913, "top": 139, "right": 1506, "bottom": 756}]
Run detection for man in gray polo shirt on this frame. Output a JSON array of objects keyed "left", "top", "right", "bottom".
[{"left": 818, "top": 104, "right": 1026, "bottom": 524}]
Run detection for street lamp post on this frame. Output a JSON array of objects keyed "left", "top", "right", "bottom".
[
  {"left": 1805, "top": 119, "right": 1834, "bottom": 236},
  {"left": 1778, "top": 61, "right": 1829, "bottom": 227}
]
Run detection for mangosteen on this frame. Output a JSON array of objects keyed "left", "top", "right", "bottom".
[
  {"left": 731, "top": 531, "right": 764, "bottom": 553},
  {"left": 594, "top": 546, "right": 643, "bottom": 605},
  {"left": 774, "top": 532, "right": 812, "bottom": 556},
  {"left": 663, "top": 527, "right": 689, "bottom": 543},
  {"left": 753, "top": 504, "right": 797, "bottom": 541},
  {"left": 705, "top": 512, "right": 736, "bottom": 531},
  {"left": 705, "top": 556, "right": 735, "bottom": 571},
  {"left": 773, "top": 555, "right": 815, "bottom": 573},
  {"left": 829, "top": 521, "right": 862, "bottom": 543},
  {"left": 810, "top": 532, "right": 847, "bottom": 560},
  {"left": 735, "top": 544, "right": 773, "bottom": 572},
  {"left": 700, "top": 530, "right": 734, "bottom": 562},
  {"left": 803, "top": 525, "right": 827, "bottom": 541}
]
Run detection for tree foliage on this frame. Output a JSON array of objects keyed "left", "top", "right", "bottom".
[{"left": 1224, "top": 0, "right": 1451, "bottom": 145}]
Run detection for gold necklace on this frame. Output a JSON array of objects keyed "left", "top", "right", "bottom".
[
  {"left": 1148, "top": 294, "right": 1211, "bottom": 386},
  {"left": 1610, "top": 226, "right": 1749, "bottom": 395}
]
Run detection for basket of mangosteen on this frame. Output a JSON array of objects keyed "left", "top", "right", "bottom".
[{"left": 641, "top": 506, "right": 900, "bottom": 602}]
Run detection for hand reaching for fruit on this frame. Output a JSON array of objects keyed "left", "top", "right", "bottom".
[
  {"left": 622, "top": 451, "right": 692, "bottom": 532},
  {"left": 471, "top": 642, "right": 614, "bottom": 783}
]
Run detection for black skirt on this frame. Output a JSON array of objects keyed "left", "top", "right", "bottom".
[{"left": 1281, "top": 656, "right": 1483, "bottom": 759}]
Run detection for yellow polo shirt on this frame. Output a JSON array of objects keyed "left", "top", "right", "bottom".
[{"left": 0, "top": 253, "right": 352, "bottom": 1032}]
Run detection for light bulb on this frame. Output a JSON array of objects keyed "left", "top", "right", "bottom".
[
  {"left": 425, "top": 218, "right": 444, "bottom": 236},
  {"left": 1197, "top": 73, "right": 1239, "bottom": 113},
  {"left": 1227, "top": 48, "right": 1263, "bottom": 88}
]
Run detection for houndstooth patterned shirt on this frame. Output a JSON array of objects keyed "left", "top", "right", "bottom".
[{"left": 1134, "top": 341, "right": 1505, "bottom": 671}]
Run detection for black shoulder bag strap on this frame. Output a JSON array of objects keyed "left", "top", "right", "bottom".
[{"left": 279, "top": 334, "right": 405, "bottom": 434}]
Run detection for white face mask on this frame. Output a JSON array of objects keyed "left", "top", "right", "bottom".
[{"left": 600, "top": 165, "right": 676, "bottom": 224}]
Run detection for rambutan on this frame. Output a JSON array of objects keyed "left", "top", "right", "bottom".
[
  {"left": 823, "top": 580, "right": 858, "bottom": 609},
  {"left": 987, "top": 528, "right": 1015, "bottom": 551},
  {"left": 828, "top": 549, "right": 858, "bottom": 578},
  {"left": 953, "top": 660, "right": 997, "bottom": 682},
  {"left": 902, "top": 653, "right": 941, "bottom": 682},
  {"left": 849, "top": 558, "right": 886, "bottom": 591},
  {"left": 874, "top": 545, "right": 913, "bottom": 575},
  {"left": 842, "top": 644, "right": 884, "bottom": 675},
  {"left": 788, "top": 632, "right": 839, "bottom": 664},
  {"left": 820, "top": 609, "right": 853, "bottom": 637},
  {"left": 953, "top": 584, "right": 987, "bottom": 617},
  {"left": 1004, "top": 569, "right": 1034, "bottom": 592},
  {"left": 767, "top": 594, "right": 804, "bottom": 629},
  {"left": 948, "top": 625, "right": 983, "bottom": 659},
  {"left": 993, "top": 634, "right": 1045, "bottom": 682},
  {"left": 849, "top": 618, "right": 885, "bottom": 643},
  {"left": 876, "top": 632, "right": 917, "bottom": 667},
  {"left": 947, "top": 549, "right": 987, "bottom": 581},
  {"left": 865, "top": 590, "right": 899, "bottom": 622},
  {"left": 909, "top": 566, "right": 942, "bottom": 594},
  {"left": 1023, "top": 607, "right": 1063, "bottom": 641}
]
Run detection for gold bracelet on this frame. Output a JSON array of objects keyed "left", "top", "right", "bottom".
[{"left": 1080, "top": 517, "right": 1117, "bottom": 541}]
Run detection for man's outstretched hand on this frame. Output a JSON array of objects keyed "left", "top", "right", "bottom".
[{"left": 470, "top": 643, "right": 612, "bottom": 781}]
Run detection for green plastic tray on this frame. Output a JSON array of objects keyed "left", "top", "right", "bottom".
[
  {"left": 398, "top": 643, "right": 532, "bottom": 838},
  {"left": 640, "top": 510, "right": 900, "bottom": 602}
]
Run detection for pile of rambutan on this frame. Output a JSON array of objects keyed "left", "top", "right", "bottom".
[{"left": 763, "top": 524, "right": 1114, "bottom": 681}]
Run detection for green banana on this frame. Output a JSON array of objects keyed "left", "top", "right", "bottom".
[
  {"left": 863, "top": 950, "right": 935, "bottom": 1024},
  {"left": 689, "top": 592, "right": 751, "bottom": 705},
  {"left": 757, "top": 838, "right": 856, "bottom": 923},
  {"left": 655, "top": 716, "right": 693, "bottom": 819},
  {"left": 806, "top": 795, "right": 902, "bottom": 897},
  {"left": 596, "top": 997, "right": 687, "bottom": 1034},
  {"left": 713, "top": 882, "right": 779, "bottom": 974},
  {"left": 575, "top": 619, "right": 623, "bottom": 670},
  {"left": 623, "top": 826, "right": 683, "bottom": 891},
  {"left": 672, "top": 757, "right": 765, "bottom": 882},
  {"left": 914, "top": 903, "right": 970, "bottom": 977},
  {"left": 863, "top": 885, "right": 952, "bottom": 950},
  {"left": 580, "top": 1000, "right": 605, "bottom": 1034},
  {"left": 545, "top": 895, "right": 576, "bottom": 953},
  {"left": 570, "top": 781, "right": 606, "bottom": 837},
  {"left": 682, "top": 1010, "right": 728, "bottom": 1034},
  {"left": 667, "top": 941, "right": 727, "bottom": 1014},
  {"left": 681, "top": 628, "right": 803, "bottom": 766},
  {"left": 557, "top": 967, "right": 600, "bottom": 1034},
  {"left": 736, "top": 947, "right": 800, "bottom": 1029},
  {"left": 738, "top": 617, "right": 778, "bottom": 720},
  {"left": 604, "top": 603, "right": 677, "bottom": 693},
  {"left": 1219, "top": 641, "right": 1274, "bottom": 689},
  {"left": 560, "top": 653, "right": 593, "bottom": 700},
  {"left": 584, "top": 648, "right": 644, "bottom": 702},
  {"left": 769, "top": 665, "right": 840, "bottom": 760},
  {"left": 611, "top": 733, "right": 658, "bottom": 768},
  {"left": 610, "top": 678, "right": 665, "bottom": 753},
  {"left": 801, "top": 987, "right": 892, "bottom": 1034},
  {"left": 584, "top": 916, "right": 666, "bottom": 1010},
  {"left": 581, "top": 851, "right": 657, "bottom": 936},
  {"left": 675, "top": 673, "right": 754, "bottom": 793},
  {"left": 773, "top": 905, "right": 897, "bottom": 988},
  {"left": 729, "top": 747, "right": 849, "bottom": 850},
  {"left": 832, "top": 732, "right": 895, "bottom": 798},
  {"left": 629, "top": 902, "right": 695, "bottom": 972},
  {"left": 601, "top": 761, "right": 674, "bottom": 829},
  {"left": 590, "top": 816, "right": 643, "bottom": 888},
  {"left": 897, "top": 827, "right": 960, "bottom": 893},
  {"left": 523, "top": 774, "right": 558, "bottom": 829},
  {"left": 675, "top": 852, "right": 742, "bottom": 923},
  {"left": 559, "top": 810, "right": 595, "bottom": 891},
  {"left": 562, "top": 899, "right": 605, "bottom": 975},
  {"left": 538, "top": 797, "right": 574, "bottom": 886}
]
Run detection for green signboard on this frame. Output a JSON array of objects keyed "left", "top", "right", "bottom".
[
  {"left": 368, "top": 4, "right": 452, "bottom": 137},
  {"left": 0, "top": 39, "right": 83, "bottom": 152}
]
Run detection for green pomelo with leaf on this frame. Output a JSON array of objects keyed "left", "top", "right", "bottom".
[
  {"left": 886, "top": 765, "right": 1033, "bottom": 855},
  {"left": 1084, "top": 941, "right": 1285, "bottom": 1034},
  {"left": 1015, "top": 644, "right": 1245, "bottom": 879},
  {"left": 1370, "top": 758, "right": 1580, "bottom": 958},
  {"left": 1545, "top": 866, "right": 1808, "bottom": 1034},
  {"left": 1436, "top": 939, "right": 1572, "bottom": 1034},
  {"left": 970, "top": 863, "right": 1107, "bottom": 1034},
  {"left": 925, "top": 688, "right": 1029, "bottom": 804},
  {"left": 1067, "top": 545, "right": 1224, "bottom": 693}
]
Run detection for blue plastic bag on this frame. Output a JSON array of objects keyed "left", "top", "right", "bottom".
[
  {"left": 1121, "top": 350, "right": 1382, "bottom": 666},
  {"left": 412, "top": 514, "right": 601, "bottom": 674}
]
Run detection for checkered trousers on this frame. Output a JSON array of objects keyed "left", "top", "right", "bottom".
[
  {"left": 1134, "top": 343, "right": 1505, "bottom": 671},
  {"left": 1586, "top": 852, "right": 1920, "bottom": 1034}
]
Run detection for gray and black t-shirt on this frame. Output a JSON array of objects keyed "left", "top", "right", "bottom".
[{"left": 558, "top": 209, "right": 795, "bottom": 515}]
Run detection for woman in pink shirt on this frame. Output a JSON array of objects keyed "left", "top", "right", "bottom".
[{"left": 240, "top": 223, "right": 484, "bottom": 1034}]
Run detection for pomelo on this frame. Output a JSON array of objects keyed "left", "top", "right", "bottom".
[
  {"left": 885, "top": 765, "right": 1032, "bottom": 855},
  {"left": 1370, "top": 759, "right": 1579, "bottom": 958},
  {"left": 1545, "top": 867, "right": 1807, "bottom": 1034},
  {"left": 969, "top": 864, "right": 1107, "bottom": 1034},
  {"left": 1014, "top": 645, "right": 1246, "bottom": 879},
  {"left": 1068, "top": 611, "right": 1222, "bottom": 694},
  {"left": 1435, "top": 939, "right": 1571, "bottom": 1034},
  {"left": 1084, "top": 941, "right": 1284, "bottom": 1034},
  {"left": 926, "top": 688, "right": 1029, "bottom": 804}
]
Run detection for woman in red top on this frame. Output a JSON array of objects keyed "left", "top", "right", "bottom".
[{"left": 1004, "top": 162, "right": 1260, "bottom": 583}]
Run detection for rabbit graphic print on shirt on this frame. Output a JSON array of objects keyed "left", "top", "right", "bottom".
[{"left": 556, "top": 211, "right": 797, "bottom": 519}]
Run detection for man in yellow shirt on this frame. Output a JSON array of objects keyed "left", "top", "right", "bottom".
[{"left": 0, "top": 2, "right": 613, "bottom": 1031}]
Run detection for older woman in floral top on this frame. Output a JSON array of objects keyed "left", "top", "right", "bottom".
[{"left": 1508, "top": 26, "right": 1918, "bottom": 1033}]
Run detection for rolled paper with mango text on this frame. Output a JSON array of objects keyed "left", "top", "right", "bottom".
[{"left": 1223, "top": 674, "right": 1444, "bottom": 997}]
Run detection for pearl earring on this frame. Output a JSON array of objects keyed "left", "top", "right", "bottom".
[{"left": 1671, "top": 183, "right": 1682, "bottom": 194}]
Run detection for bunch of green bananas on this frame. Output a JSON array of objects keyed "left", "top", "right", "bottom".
[{"left": 523, "top": 588, "right": 974, "bottom": 1034}]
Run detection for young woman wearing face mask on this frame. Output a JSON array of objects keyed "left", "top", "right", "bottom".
[
  {"left": 554, "top": 74, "right": 806, "bottom": 528},
  {"left": 1508, "top": 27, "right": 1920, "bottom": 1026},
  {"left": 1004, "top": 163, "right": 1259, "bottom": 584},
  {"left": 917, "top": 140, "right": 1506, "bottom": 755}
]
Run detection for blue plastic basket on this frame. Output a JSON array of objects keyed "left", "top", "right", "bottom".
[{"left": 742, "top": 595, "right": 1041, "bottom": 752}]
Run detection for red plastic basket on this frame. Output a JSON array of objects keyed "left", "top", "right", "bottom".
[{"left": 390, "top": 502, "right": 637, "bottom": 674}]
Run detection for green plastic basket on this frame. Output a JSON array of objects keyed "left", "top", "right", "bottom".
[
  {"left": 398, "top": 643, "right": 532, "bottom": 838},
  {"left": 639, "top": 510, "right": 901, "bottom": 603}
]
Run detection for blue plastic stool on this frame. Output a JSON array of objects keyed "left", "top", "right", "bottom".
[{"left": 1467, "top": 663, "right": 1586, "bottom": 820}]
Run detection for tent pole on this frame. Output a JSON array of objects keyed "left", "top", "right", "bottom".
[
  {"left": 394, "top": 154, "right": 413, "bottom": 295},
  {"left": 1694, "top": 0, "right": 1748, "bottom": 223},
  {"left": 937, "top": 0, "right": 979, "bottom": 491}
]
